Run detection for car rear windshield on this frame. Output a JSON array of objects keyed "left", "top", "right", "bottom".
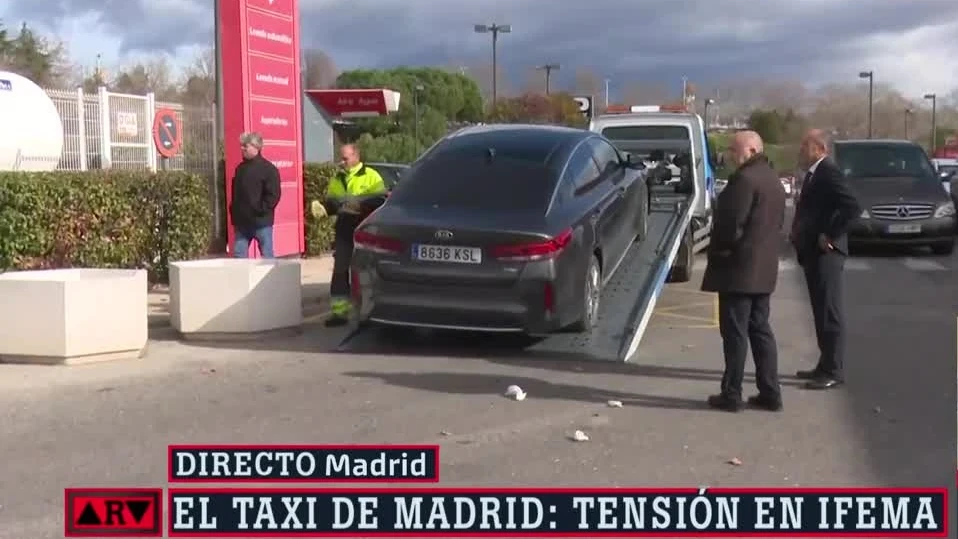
[
  {"left": 388, "top": 140, "right": 559, "bottom": 212},
  {"left": 835, "top": 144, "right": 937, "bottom": 179}
]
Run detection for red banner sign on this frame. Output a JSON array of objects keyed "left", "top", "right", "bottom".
[
  {"left": 305, "top": 89, "right": 401, "bottom": 118},
  {"left": 220, "top": 0, "right": 304, "bottom": 257}
]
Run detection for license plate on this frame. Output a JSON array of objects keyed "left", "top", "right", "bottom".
[
  {"left": 887, "top": 224, "right": 921, "bottom": 234},
  {"left": 412, "top": 244, "right": 482, "bottom": 264}
]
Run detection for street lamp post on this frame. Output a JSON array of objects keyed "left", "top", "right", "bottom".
[
  {"left": 604, "top": 78, "right": 610, "bottom": 108},
  {"left": 924, "top": 93, "right": 937, "bottom": 153},
  {"left": 904, "top": 108, "right": 912, "bottom": 139},
  {"left": 536, "top": 63, "right": 560, "bottom": 95},
  {"left": 858, "top": 71, "right": 874, "bottom": 138},
  {"left": 474, "top": 23, "right": 511, "bottom": 105},
  {"left": 413, "top": 84, "right": 424, "bottom": 145},
  {"left": 703, "top": 98, "right": 715, "bottom": 131}
]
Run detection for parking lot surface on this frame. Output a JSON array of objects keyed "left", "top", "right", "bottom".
[{"left": 0, "top": 233, "right": 955, "bottom": 538}]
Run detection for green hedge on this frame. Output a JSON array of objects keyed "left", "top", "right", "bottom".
[
  {"left": 0, "top": 163, "right": 343, "bottom": 282},
  {"left": 303, "top": 162, "right": 337, "bottom": 256},
  {"left": 0, "top": 170, "right": 211, "bottom": 283}
]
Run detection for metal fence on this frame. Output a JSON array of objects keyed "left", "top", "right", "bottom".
[{"left": 45, "top": 87, "right": 217, "bottom": 177}]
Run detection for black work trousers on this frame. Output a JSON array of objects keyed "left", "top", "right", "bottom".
[
  {"left": 718, "top": 292, "right": 781, "bottom": 400},
  {"left": 801, "top": 251, "right": 846, "bottom": 380},
  {"left": 329, "top": 214, "right": 360, "bottom": 300}
]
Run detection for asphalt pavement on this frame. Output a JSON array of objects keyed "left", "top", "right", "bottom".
[{"left": 0, "top": 208, "right": 955, "bottom": 538}]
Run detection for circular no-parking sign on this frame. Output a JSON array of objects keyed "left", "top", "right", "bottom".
[{"left": 152, "top": 108, "right": 183, "bottom": 158}]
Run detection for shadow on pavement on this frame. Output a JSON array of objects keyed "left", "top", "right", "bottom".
[{"left": 343, "top": 370, "right": 708, "bottom": 411}]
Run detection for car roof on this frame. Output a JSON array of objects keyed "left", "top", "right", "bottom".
[
  {"left": 835, "top": 139, "right": 920, "bottom": 146},
  {"left": 440, "top": 123, "right": 592, "bottom": 165}
]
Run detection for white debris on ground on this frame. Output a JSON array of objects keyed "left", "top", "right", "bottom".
[
  {"left": 571, "top": 430, "right": 590, "bottom": 442},
  {"left": 607, "top": 400, "right": 623, "bottom": 408},
  {"left": 504, "top": 385, "right": 526, "bottom": 401}
]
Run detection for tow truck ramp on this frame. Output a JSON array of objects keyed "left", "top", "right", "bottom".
[{"left": 336, "top": 199, "right": 694, "bottom": 363}]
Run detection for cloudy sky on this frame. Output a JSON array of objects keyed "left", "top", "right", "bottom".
[{"left": 3, "top": 0, "right": 957, "bottom": 99}]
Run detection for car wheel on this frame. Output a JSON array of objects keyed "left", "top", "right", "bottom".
[
  {"left": 930, "top": 242, "right": 954, "bottom": 256},
  {"left": 569, "top": 255, "right": 601, "bottom": 332}
]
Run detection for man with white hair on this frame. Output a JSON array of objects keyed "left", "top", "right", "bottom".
[{"left": 230, "top": 132, "right": 281, "bottom": 258}]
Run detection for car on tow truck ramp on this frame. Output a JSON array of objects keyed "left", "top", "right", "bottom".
[
  {"left": 839, "top": 139, "right": 957, "bottom": 255},
  {"left": 350, "top": 124, "right": 651, "bottom": 336}
]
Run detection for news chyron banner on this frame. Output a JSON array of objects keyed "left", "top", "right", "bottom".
[{"left": 64, "top": 444, "right": 949, "bottom": 537}]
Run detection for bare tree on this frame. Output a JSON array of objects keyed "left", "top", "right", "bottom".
[
  {"left": 302, "top": 48, "right": 338, "bottom": 89},
  {"left": 110, "top": 56, "right": 179, "bottom": 101},
  {"left": 621, "top": 82, "right": 671, "bottom": 105}
]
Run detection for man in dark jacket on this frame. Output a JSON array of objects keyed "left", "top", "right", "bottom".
[
  {"left": 701, "top": 131, "right": 787, "bottom": 412},
  {"left": 791, "top": 129, "right": 860, "bottom": 390},
  {"left": 230, "top": 132, "right": 281, "bottom": 258}
]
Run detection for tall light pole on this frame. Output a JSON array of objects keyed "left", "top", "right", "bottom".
[
  {"left": 604, "top": 78, "right": 610, "bottom": 108},
  {"left": 474, "top": 23, "right": 511, "bottom": 105},
  {"left": 859, "top": 70, "right": 874, "bottom": 138},
  {"left": 536, "top": 63, "right": 560, "bottom": 95},
  {"left": 904, "top": 108, "right": 913, "bottom": 139},
  {"left": 703, "top": 98, "right": 715, "bottom": 131},
  {"left": 924, "top": 93, "right": 937, "bottom": 153}
]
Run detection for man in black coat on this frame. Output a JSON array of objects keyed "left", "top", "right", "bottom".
[
  {"left": 790, "top": 129, "right": 860, "bottom": 390},
  {"left": 701, "top": 131, "right": 787, "bottom": 412},
  {"left": 230, "top": 132, "right": 281, "bottom": 258}
]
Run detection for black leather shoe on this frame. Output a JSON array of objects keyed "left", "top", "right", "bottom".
[
  {"left": 324, "top": 317, "right": 348, "bottom": 328},
  {"left": 707, "top": 394, "right": 744, "bottom": 412},
  {"left": 795, "top": 369, "right": 821, "bottom": 380},
  {"left": 804, "top": 377, "right": 843, "bottom": 390},
  {"left": 747, "top": 394, "right": 783, "bottom": 412}
]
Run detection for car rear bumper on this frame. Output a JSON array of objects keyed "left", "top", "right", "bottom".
[
  {"left": 848, "top": 217, "right": 958, "bottom": 245},
  {"left": 352, "top": 263, "right": 575, "bottom": 335}
]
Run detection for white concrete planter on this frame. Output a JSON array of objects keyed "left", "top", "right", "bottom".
[
  {"left": 169, "top": 258, "right": 303, "bottom": 339},
  {"left": 0, "top": 268, "right": 148, "bottom": 365}
]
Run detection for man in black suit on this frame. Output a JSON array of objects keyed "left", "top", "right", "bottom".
[
  {"left": 791, "top": 129, "right": 861, "bottom": 390},
  {"left": 702, "top": 131, "right": 787, "bottom": 412}
]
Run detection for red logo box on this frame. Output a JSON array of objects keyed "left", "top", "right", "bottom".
[{"left": 64, "top": 488, "right": 162, "bottom": 537}]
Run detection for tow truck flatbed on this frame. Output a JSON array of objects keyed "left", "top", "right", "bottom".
[{"left": 335, "top": 196, "right": 693, "bottom": 362}]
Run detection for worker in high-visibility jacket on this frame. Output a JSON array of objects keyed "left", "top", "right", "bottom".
[{"left": 315, "top": 144, "right": 387, "bottom": 327}]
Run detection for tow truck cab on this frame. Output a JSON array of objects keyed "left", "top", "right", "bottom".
[{"left": 589, "top": 105, "right": 715, "bottom": 282}]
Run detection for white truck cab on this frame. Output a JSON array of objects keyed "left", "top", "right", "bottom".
[{"left": 590, "top": 106, "right": 716, "bottom": 282}]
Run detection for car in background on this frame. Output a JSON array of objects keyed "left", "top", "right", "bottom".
[
  {"left": 350, "top": 124, "right": 651, "bottom": 336},
  {"left": 931, "top": 158, "right": 957, "bottom": 203},
  {"left": 779, "top": 174, "right": 795, "bottom": 197},
  {"left": 366, "top": 162, "right": 409, "bottom": 190},
  {"left": 838, "top": 140, "right": 956, "bottom": 255}
]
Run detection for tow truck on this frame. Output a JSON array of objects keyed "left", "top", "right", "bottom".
[{"left": 335, "top": 105, "right": 715, "bottom": 363}]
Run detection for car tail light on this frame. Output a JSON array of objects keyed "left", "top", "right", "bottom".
[
  {"left": 490, "top": 228, "right": 573, "bottom": 262},
  {"left": 350, "top": 268, "right": 362, "bottom": 303},
  {"left": 354, "top": 230, "right": 404, "bottom": 254},
  {"left": 543, "top": 282, "right": 555, "bottom": 315}
]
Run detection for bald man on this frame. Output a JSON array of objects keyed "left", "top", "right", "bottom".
[
  {"left": 791, "top": 129, "right": 860, "bottom": 390},
  {"left": 702, "top": 131, "right": 787, "bottom": 412}
]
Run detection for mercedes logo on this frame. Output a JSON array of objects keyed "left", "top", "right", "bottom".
[
  {"left": 434, "top": 230, "right": 453, "bottom": 241},
  {"left": 896, "top": 206, "right": 910, "bottom": 218}
]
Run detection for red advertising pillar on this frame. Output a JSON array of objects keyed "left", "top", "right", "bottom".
[{"left": 219, "top": 0, "right": 305, "bottom": 257}]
